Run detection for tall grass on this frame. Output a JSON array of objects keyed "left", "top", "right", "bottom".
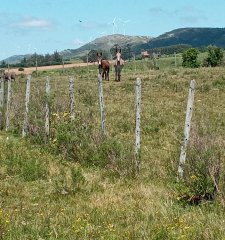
[{"left": 0, "top": 61, "right": 225, "bottom": 239}]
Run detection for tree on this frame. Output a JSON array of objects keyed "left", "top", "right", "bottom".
[
  {"left": 52, "top": 51, "right": 63, "bottom": 64},
  {"left": 123, "top": 44, "right": 132, "bottom": 61},
  {"left": 203, "top": 45, "right": 224, "bottom": 67},
  {"left": 0, "top": 60, "right": 7, "bottom": 68},
  {"left": 182, "top": 48, "right": 200, "bottom": 68},
  {"left": 88, "top": 49, "right": 97, "bottom": 62}
]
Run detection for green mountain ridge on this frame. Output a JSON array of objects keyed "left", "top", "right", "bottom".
[
  {"left": 3, "top": 28, "right": 225, "bottom": 64},
  {"left": 136, "top": 27, "right": 225, "bottom": 51}
]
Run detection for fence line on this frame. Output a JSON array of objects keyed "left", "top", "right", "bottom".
[
  {"left": 0, "top": 74, "right": 199, "bottom": 180},
  {"left": 0, "top": 79, "right": 5, "bottom": 129},
  {"left": 45, "top": 76, "right": 51, "bottom": 139},
  {"left": 22, "top": 75, "right": 31, "bottom": 137},
  {"left": 178, "top": 79, "right": 196, "bottom": 180},
  {"left": 5, "top": 78, "right": 12, "bottom": 131},
  {"left": 69, "top": 76, "right": 75, "bottom": 121},
  {"left": 97, "top": 74, "right": 106, "bottom": 135},
  {"left": 135, "top": 78, "right": 142, "bottom": 171}
]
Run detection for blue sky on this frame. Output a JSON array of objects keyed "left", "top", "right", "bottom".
[{"left": 0, "top": 0, "right": 224, "bottom": 60}]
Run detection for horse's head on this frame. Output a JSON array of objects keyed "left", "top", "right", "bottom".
[
  {"left": 116, "top": 52, "right": 122, "bottom": 62},
  {"left": 115, "top": 48, "right": 122, "bottom": 62},
  {"left": 96, "top": 52, "right": 103, "bottom": 67}
]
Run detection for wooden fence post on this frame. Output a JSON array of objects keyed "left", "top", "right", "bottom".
[
  {"left": 69, "top": 77, "right": 75, "bottom": 121},
  {"left": 135, "top": 78, "right": 142, "bottom": 171},
  {"left": 178, "top": 80, "right": 196, "bottom": 180},
  {"left": 133, "top": 54, "right": 137, "bottom": 76},
  {"left": 0, "top": 79, "right": 5, "bottom": 129},
  {"left": 45, "top": 76, "right": 51, "bottom": 139},
  {"left": 97, "top": 74, "right": 106, "bottom": 135},
  {"left": 22, "top": 75, "right": 31, "bottom": 137},
  {"left": 5, "top": 78, "right": 12, "bottom": 131}
]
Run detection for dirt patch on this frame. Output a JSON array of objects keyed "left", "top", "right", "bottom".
[{"left": 9, "top": 62, "right": 97, "bottom": 75}]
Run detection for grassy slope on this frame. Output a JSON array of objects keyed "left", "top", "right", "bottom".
[{"left": 0, "top": 58, "right": 225, "bottom": 239}]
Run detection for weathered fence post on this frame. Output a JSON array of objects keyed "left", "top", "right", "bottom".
[
  {"left": 97, "top": 74, "right": 106, "bottom": 135},
  {"left": 135, "top": 78, "right": 142, "bottom": 171},
  {"left": 133, "top": 54, "right": 137, "bottom": 76},
  {"left": 0, "top": 79, "right": 5, "bottom": 129},
  {"left": 62, "top": 60, "right": 65, "bottom": 74},
  {"left": 174, "top": 52, "right": 177, "bottom": 68},
  {"left": 178, "top": 80, "right": 196, "bottom": 180},
  {"left": 45, "top": 76, "right": 51, "bottom": 139},
  {"left": 69, "top": 76, "right": 75, "bottom": 121},
  {"left": 22, "top": 75, "right": 31, "bottom": 137},
  {"left": 5, "top": 78, "right": 12, "bottom": 131},
  {"left": 87, "top": 54, "right": 90, "bottom": 80}
]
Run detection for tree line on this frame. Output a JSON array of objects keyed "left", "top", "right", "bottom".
[
  {"left": 1, "top": 45, "right": 223, "bottom": 69},
  {"left": 182, "top": 45, "right": 224, "bottom": 68},
  {"left": 0, "top": 51, "right": 63, "bottom": 68}
]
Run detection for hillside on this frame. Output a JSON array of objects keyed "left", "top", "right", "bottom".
[
  {"left": 3, "top": 27, "right": 225, "bottom": 64},
  {"left": 60, "top": 34, "right": 151, "bottom": 59},
  {"left": 3, "top": 54, "right": 32, "bottom": 65},
  {"left": 136, "top": 27, "right": 225, "bottom": 52}
]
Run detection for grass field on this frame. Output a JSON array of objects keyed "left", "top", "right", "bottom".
[{"left": 0, "top": 58, "right": 225, "bottom": 239}]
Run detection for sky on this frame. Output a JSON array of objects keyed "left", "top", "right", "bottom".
[{"left": 0, "top": 0, "right": 225, "bottom": 61}]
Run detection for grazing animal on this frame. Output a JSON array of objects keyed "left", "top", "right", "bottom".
[
  {"left": 1, "top": 71, "right": 16, "bottom": 81},
  {"left": 114, "top": 48, "right": 124, "bottom": 81},
  {"left": 96, "top": 52, "right": 110, "bottom": 80}
]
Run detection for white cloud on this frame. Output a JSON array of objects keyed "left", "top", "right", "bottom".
[{"left": 17, "top": 17, "right": 52, "bottom": 29}]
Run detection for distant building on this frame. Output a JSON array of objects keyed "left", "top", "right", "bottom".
[{"left": 141, "top": 51, "right": 150, "bottom": 58}]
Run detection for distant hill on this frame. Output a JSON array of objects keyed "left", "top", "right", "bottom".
[
  {"left": 3, "top": 54, "right": 32, "bottom": 65},
  {"left": 60, "top": 34, "right": 151, "bottom": 60},
  {"left": 3, "top": 28, "right": 225, "bottom": 64},
  {"left": 136, "top": 28, "right": 225, "bottom": 52},
  {"left": 3, "top": 34, "right": 151, "bottom": 64}
]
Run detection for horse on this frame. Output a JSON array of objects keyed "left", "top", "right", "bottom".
[
  {"left": 114, "top": 49, "right": 124, "bottom": 81},
  {"left": 96, "top": 52, "right": 110, "bottom": 81},
  {"left": 1, "top": 71, "right": 16, "bottom": 81}
]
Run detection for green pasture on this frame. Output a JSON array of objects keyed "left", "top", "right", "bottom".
[{"left": 0, "top": 60, "right": 225, "bottom": 239}]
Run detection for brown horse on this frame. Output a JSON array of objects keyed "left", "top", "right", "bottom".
[
  {"left": 96, "top": 52, "right": 110, "bottom": 80},
  {"left": 1, "top": 71, "right": 16, "bottom": 81},
  {"left": 114, "top": 49, "right": 124, "bottom": 81}
]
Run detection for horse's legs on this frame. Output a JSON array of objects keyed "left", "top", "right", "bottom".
[
  {"left": 115, "top": 67, "right": 118, "bottom": 81},
  {"left": 118, "top": 67, "right": 121, "bottom": 81},
  {"left": 101, "top": 69, "right": 105, "bottom": 80},
  {"left": 107, "top": 69, "right": 109, "bottom": 81},
  {"left": 115, "top": 67, "right": 120, "bottom": 81}
]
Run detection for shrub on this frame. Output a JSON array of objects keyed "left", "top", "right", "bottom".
[
  {"left": 203, "top": 45, "right": 224, "bottom": 67},
  {"left": 176, "top": 123, "right": 225, "bottom": 205},
  {"left": 50, "top": 119, "right": 134, "bottom": 171},
  {"left": 182, "top": 48, "right": 200, "bottom": 68},
  {"left": 0, "top": 139, "right": 47, "bottom": 181}
]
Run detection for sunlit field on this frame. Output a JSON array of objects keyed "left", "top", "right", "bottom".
[{"left": 0, "top": 57, "right": 225, "bottom": 239}]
